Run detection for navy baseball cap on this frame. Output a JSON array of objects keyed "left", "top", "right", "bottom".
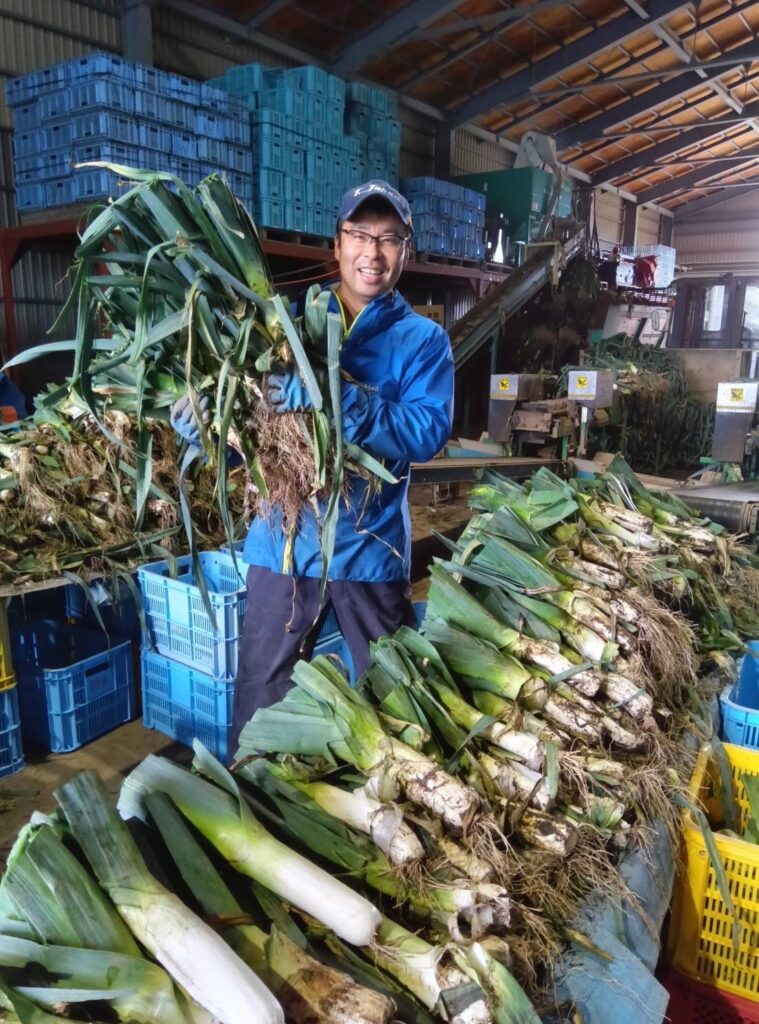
[{"left": 337, "top": 180, "right": 413, "bottom": 236}]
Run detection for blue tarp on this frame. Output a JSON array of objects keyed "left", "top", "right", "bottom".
[{"left": 542, "top": 818, "right": 675, "bottom": 1023}]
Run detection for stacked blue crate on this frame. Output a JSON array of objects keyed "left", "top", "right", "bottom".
[
  {"left": 210, "top": 63, "right": 349, "bottom": 235},
  {"left": 401, "top": 177, "right": 486, "bottom": 261},
  {"left": 5, "top": 52, "right": 252, "bottom": 213},
  {"left": 345, "top": 83, "right": 400, "bottom": 190}
]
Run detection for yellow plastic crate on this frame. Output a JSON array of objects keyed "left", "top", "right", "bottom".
[
  {"left": 667, "top": 742, "right": 759, "bottom": 1001},
  {"left": 0, "top": 601, "right": 11, "bottom": 681}
]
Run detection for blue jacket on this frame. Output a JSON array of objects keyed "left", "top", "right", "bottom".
[{"left": 242, "top": 287, "right": 454, "bottom": 582}]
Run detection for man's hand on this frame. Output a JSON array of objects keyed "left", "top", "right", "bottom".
[
  {"left": 170, "top": 393, "right": 211, "bottom": 445},
  {"left": 266, "top": 367, "right": 313, "bottom": 414}
]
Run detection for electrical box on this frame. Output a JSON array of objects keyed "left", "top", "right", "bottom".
[
  {"left": 567, "top": 370, "right": 614, "bottom": 408},
  {"left": 712, "top": 380, "right": 759, "bottom": 463}
]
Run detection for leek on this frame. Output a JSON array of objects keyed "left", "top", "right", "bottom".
[
  {"left": 145, "top": 791, "right": 395, "bottom": 1024},
  {"left": 118, "top": 749, "right": 382, "bottom": 948},
  {"left": 55, "top": 770, "right": 284, "bottom": 1024}
]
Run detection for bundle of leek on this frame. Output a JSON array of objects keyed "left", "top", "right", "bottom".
[
  {"left": 5, "top": 167, "right": 392, "bottom": 582},
  {"left": 121, "top": 742, "right": 538, "bottom": 1024}
]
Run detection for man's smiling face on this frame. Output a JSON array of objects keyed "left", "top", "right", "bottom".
[{"left": 334, "top": 203, "right": 409, "bottom": 315}]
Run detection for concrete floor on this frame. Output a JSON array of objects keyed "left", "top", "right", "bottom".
[
  {"left": 0, "top": 721, "right": 189, "bottom": 869},
  {"left": 0, "top": 489, "right": 473, "bottom": 869}
]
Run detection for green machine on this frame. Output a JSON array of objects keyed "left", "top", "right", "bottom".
[{"left": 454, "top": 167, "right": 574, "bottom": 250}]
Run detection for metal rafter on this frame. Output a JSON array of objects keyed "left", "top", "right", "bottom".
[
  {"left": 674, "top": 181, "right": 759, "bottom": 217},
  {"left": 446, "top": 0, "right": 689, "bottom": 128},
  {"left": 424, "top": 0, "right": 573, "bottom": 39},
  {"left": 156, "top": 0, "right": 324, "bottom": 66},
  {"left": 332, "top": 0, "right": 464, "bottom": 74},
  {"left": 591, "top": 96, "right": 759, "bottom": 184},
  {"left": 652, "top": 23, "right": 749, "bottom": 120},
  {"left": 246, "top": 0, "right": 290, "bottom": 30},
  {"left": 401, "top": 1, "right": 530, "bottom": 92},
  {"left": 637, "top": 145, "right": 759, "bottom": 202}
]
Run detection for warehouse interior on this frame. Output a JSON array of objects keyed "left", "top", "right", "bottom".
[{"left": 2, "top": 2, "right": 759, "bottom": 1023}]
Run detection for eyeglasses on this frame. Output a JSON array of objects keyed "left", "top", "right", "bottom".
[{"left": 340, "top": 228, "right": 409, "bottom": 252}]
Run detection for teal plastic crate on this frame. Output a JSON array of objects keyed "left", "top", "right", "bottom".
[
  {"left": 12, "top": 621, "right": 134, "bottom": 753},
  {"left": 141, "top": 647, "right": 234, "bottom": 762},
  {"left": 137, "top": 552, "right": 246, "bottom": 679}
]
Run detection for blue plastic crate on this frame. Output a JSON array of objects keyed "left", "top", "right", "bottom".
[
  {"left": 195, "top": 136, "right": 228, "bottom": 165},
  {"left": 165, "top": 130, "right": 195, "bottom": 159},
  {"left": 225, "top": 143, "right": 252, "bottom": 174},
  {"left": 0, "top": 686, "right": 24, "bottom": 779},
  {"left": 6, "top": 62, "right": 70, "bottom": 106},
  {"left": 284, "top": 201, "right": 309, "bottom": 232},
  {"left": 13, "top": 128, "right": 45, "bottom": 159},
  {"left": 68, "top": 52, "right": 136, "bottom": 83},
  {"left": 226, "top": 64, "right": 266, "bottom": 95},
  {"left": 720, "top": 642, "right": 759, "bottom": 748},
  {"left": 251, "top": 197, "right": 285, "bottom": 228},
  {"left": 37, "top": 81, "right": 131, "bottom": 122},
  {"left": 14, "top": 151, "right": 71, "bottom": 183},
  {"left": 65, "top": 578, "right": 141, "bottom": 641},
  {"left": 138, "top": 122, "right": 173, "bottom": 153},
  {"left": 12, "top": 621, "right": 133, "bottom": 753},
  {"left": 141, "top": 647, "right": 234, "bottom": 762},
  {"left": 14, "top": 182, "right": 46, "bottom": 210},
  {"left": 44, "top": 177, "right": 78, "bottom": 207},
  {"left": 251, "top": 167, "right": 284, "bottom": 201},
  {"left": 258, "top": 87, "right": 308, "bottom": 122},
  {"left": 73, "top": 167, "right": 127, "bottom": 202},
  {"left": 252, "top": 134, "right": 298, "bottom": 176},
  {"left": 11, "top": 100, "right": 41, "bottom": 132},
  {"left": 71, "top": 110, "right": 139, "bottom": 145},
  {"left": 195, "top": 110, "right": 229, "bottom": 140},
  {"left": 304, "top": 143, "right": 328, "bottom": 182},
  {"left": 132, "top": 88, "right": 163, "bottom": 121},
  {"left": 137, "top": 552, "right": 246, "bottom": 679},
  {"left": 161, "top": 71, "right": 201, "bottom": 103},
  {"left": 250, "top": 108, "right": 287, "bottom": 134},
  {"left": 345, "top": 107, "right": 369, "bottom": 136},
  {"left": 72, "top": 141, "right": 139, "bottom": 169}
]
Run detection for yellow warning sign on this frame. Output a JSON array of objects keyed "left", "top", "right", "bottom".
[
  {"left": 499, "top": 378, "right": 511, "bottom": 392},
  {"left": 732, "top": 387, "right": 744, "bottom": 402}
]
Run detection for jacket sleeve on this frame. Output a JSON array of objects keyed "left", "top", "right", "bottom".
[{"left": 340, "top": 325, "right": 454, "bottom": 463}]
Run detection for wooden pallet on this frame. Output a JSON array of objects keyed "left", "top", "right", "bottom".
[
  {"left": 413, "top": 250, "right": 483, "bottom": 268},
  {"left": 258, "top": 226, "right": 332, "bottom": 248}
]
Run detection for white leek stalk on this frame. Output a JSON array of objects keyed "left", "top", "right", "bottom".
[
  {"left": 55, "top": 771, "right": 284, "bottom": 1024},
  {"left": 118, "top": 752, "right": 382, "bottom": 948}
]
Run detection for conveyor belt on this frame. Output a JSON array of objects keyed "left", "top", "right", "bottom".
[
  {"left": 670, "top": 481, "right": 759, "bottom": 533},
  {"left": 449, "top": 231, "right": 584, "bottom": 369},
  {"left": 411, "top": 456, "right": 561, "bottom": 484}
]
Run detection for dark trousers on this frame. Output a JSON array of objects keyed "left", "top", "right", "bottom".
[{"left": 230, "top": 565, "right": 416, "bottom": 755}]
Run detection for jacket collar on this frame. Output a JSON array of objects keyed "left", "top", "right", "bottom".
[{"left": 325, "top": 286, "right": 408, "bottom": 343}]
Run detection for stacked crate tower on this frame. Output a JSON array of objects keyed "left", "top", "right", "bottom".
[{"left": 5, "top": 52, "right": 252, "bottom": 213}]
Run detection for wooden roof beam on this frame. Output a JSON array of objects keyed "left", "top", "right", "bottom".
[
  {"left": 446, "top": 0, "right": 689, "bottom": 129},
  {"left": 591, "top": 95, "right": 759, "bottom": 184},
  {"left": 637, "top": 144, "right": 759, "bottom": 202},
  {"left": 673, "top": 181, "right": 759, "bottom": 218}
]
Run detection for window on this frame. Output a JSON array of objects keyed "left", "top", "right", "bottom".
[
  {"left": 742, "top": 284, "right": 759, "bottom": 342},
  {"left": 702, "top": 284, "right": 726, "bottom": 334}
]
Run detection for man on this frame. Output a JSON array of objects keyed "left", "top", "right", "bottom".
[{"left": 172, "top": 180, "right": 454, "bottom": 751}]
